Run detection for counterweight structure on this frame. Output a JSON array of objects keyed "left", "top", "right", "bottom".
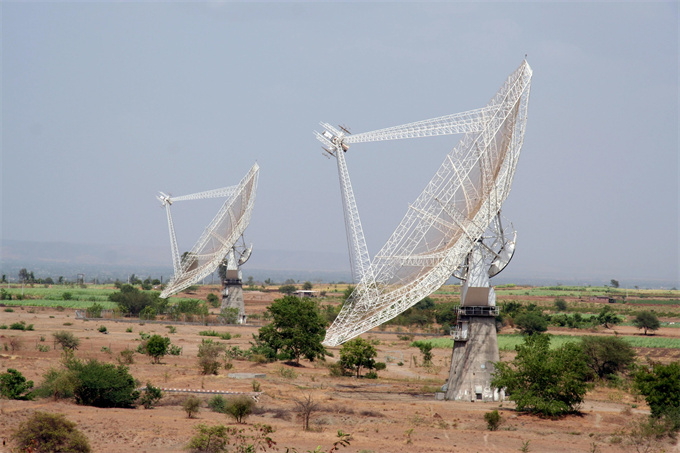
[
  {"left": 315, "top": 60, "right": 532, "bottom": 349},
  {"left": 157, "top": 163, "right": 259, "bottom": 313}
]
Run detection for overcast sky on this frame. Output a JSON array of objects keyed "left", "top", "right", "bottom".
[{"left": 2, "top": 2, "right": 678, "bottom": 286}]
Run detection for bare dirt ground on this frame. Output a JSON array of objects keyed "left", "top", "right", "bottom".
[{"left": 1, "top": 293, "right": 679, "bottom": 453}]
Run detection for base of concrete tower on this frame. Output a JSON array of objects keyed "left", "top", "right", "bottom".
[{"left": 444, "top": 315, "right": 503, "bottom": 402}]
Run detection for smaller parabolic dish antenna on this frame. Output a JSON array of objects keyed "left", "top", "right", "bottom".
[
  {"left": 315, "top": 60, "right": 532, "bottom": 347},
  {"left": 158, "top": 163, "right": 259, "bottom": 298}
]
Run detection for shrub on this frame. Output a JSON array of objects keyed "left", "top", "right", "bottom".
[
  {"left": 0, "top": 368, "right": 34, "bottom": 400},
  {"left": 514, "top": 312, "right": 548, "bottom": 335},
  {"left": 53, "top": 331, "right": 80, "bottom": 351},
  {"left": 374, "top": 362, "right": 387, "bottom": 371},
  {"left": 418, "top": 342, "right": 433, "bottom": 366},
  {"left": 139, "top": 382, "right": 162, "bottom": 409},
  {"left": 224, "top": 396, "right": 255, "bottom": 423},
  {"left": 109, "top": 284, "right": 157, "bottom": 315},
  {"left": 484, "top": 410, "right": 501, "bottom": 430},
  {"left": 118, "top": 348, "right": 135, "bottom": 365},
  {"left": 145, "top": 335, "right": 171, "bottom": 364},
  {"left": 207, "top": 293, "right": 220, "bottom": 308},
  {"left": 98, "top": 325, "right": 107, "bottom": 334},
  {"left": 198, "top": 340, "right": 227, "bottom": 375},
  {"left": 186, "top": 424, "right": 230, "bottom": 453},
  {"left": 68, "top": 359, "right": 139, "bottom": 408},
  {"left": 11, "top": 411, "right": 91, "bottom": 453},
  {"left": 62, "top": 292, "right": 73, "bottom": 300},
  {"left": 34, "top": 368, "right": 78, "bottom": 400},
  {"left": 86, "top": 303, "right": 104, "bottom": 318},
  {"left": 168, "top": 344, "right": 183, "bottom": 356},
  {"left": 635, "top": 361, "right": 680, "bottom": 432},
  {"left": 554, "top": 298, "right": 568, "bottom": 311},
  {"left": 183, "top": 395, "right": 202, "bottom": 418},
  {"left": 10, "top": 321, "right": 26, "bottom": 330},
  {"left": 339, "top": 338, "right": 377, "bottom": 378},
  {"left": 597, "top": 306, "right": 622, "bottom": 329},
  {"left": 208, "top": 395, "right": 228, "bottom": 413}
]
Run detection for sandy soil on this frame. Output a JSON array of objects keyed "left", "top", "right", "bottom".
[{"left": 1, "top": 294, "right": 679, "bottom": 453}]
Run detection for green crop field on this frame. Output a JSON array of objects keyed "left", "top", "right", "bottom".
[
  {"left": 1, "top": 299, "right": 118, "bottom": 309},
  {"left": 1, "top": 285, "right": 116, "bottom": 301},
  {"left": 625, "top": 299, "right": 680, "bottom": 306},
  {"left": 412, "top": 333, "right": 680, "bottom": 351}
]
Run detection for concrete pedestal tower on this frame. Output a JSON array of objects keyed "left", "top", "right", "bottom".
[
  {"left": 444, "top": 245, "right": 503, "bottom": 402},
  {"left": 220, "top": 249, "right": 247, "bottom": 324}
]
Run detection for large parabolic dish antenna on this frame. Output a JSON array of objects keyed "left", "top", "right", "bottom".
[
  {"left": 315, "top": 60, "right": 532, "bottom": 346},
  {"left": 158, "top": 163, "right": 259, "bottom": 298}
]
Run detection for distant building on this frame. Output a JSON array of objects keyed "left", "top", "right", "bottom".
[{"left": 294, "top": 290, "right": 319, "bottom": 298}]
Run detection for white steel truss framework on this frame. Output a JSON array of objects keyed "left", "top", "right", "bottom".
[
  {"left": 316, "top": 60, "right": 532, "bottom": 346},
  {"left": 159, "top": 163, "right": 259, "bottom": 298}
]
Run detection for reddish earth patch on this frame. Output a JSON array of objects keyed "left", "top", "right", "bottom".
[{"left": 0, "top": 294, "right": 678, "bottom": 452}]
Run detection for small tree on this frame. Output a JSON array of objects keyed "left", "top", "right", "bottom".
[
  {"left": 183, "top": 395, "right": 202, "bottom": 418},
  {"left": 109, "top": 284, "right": 156, "bottom": 315},
  {"left": 53, "top": 331, "right": 80, "bottom": 351},
  {"left": 197, "top": 340, "right": 227, "bottom": 375},
  {"left": 635, "top": 361, "right": 680, "bottom": 431},
  {"left": 293, "top": 393, "right": 320, "bottom": 431},
  {"left": 224, "top": 395, "right": 255, "bottom": 423},
  {"left": 492, "top": 334, "right": 590, "bottom": 416},
  {"left": 278, "top": 284, "right": 297, "bottom": 295},
  {"left": 302, "top": 281, "right": 313, "bottom": 291},
  {"left": 145, "top": 335, "right": 171, "bottom": 364},
  {"left": 610, "top": 279, "right": 620, "bottom": 288},
  {"left": 418, "top": 342, "right": 434, "bottom": 366},
  {"left": 0, "top": 368, "right": 34, "bottom": 400},
  {"left": 632, "top": 311, "right": 661, "bottom": 336},
  {"left": 255, "top": 295, "right": 328, "bottom": 364},
  {"left": 342, "top": 285, "right": 355, "bottom": 303},
  {"left": 514, "top": 312, "right": 548, "bottom": 335},
  {"left": 339, "top": 338, "right": 377, "bottom": 378},
  {"left": 580, "top": 336, "right": 636, "bottom": 380},
  {"left": 597, "top": 306, "right": 622, "bottom": 329},
  {"left": 11, "top": 411, "right": 91, "bottom": 453},
  {"left": 554, "top": 298, "right": 567, "bottom": 312}
]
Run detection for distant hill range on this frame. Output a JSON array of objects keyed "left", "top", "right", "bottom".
[
  {"left": 1, "top": 240, "right": 677, "bottom": 289},
  {"left": 0, "top": 239, "right": 352, "bottom": 283}
]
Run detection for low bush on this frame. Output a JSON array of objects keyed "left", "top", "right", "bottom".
[
  {"left": 208, "top": 395, "right": 228, "bottom": 413},
  {"left": 224, "top": 395, "right": 255, "bottom": 423},
  {"left": 183, "top": 395, "right": 202, "bottom": 418},
  {"left": 198, "top": 340, "right": 226, "bottom": 375},
  {"left": 0, "top": 368, "right": 34, "bottom": 400},
  {"left": 484, "top": 409, "right": 501, "bottom": 430},
  {"left": 11, "top": 411, "right": 91, "bottom": 453},
  {"left": 139, "top": 382, "right": 163, "bottom": 409},
  {"left": 69, "top": 359, "right": 140, "bottom": 408},
  {"left": 53, "top": 331, "right": 80, "bottom": 351},
  {"left": 34, "top": 368, "right": 79, "bottom": 400}
]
